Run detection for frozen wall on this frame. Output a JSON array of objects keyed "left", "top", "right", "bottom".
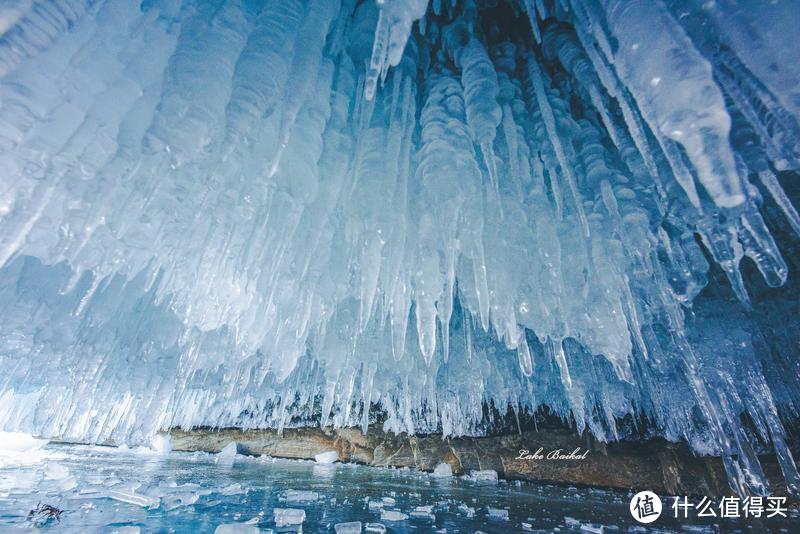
[{"left": 0, "top": 0, "right": 799, "bottom": 496}]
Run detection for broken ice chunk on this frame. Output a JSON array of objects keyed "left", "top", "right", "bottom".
[
  {"left": 273, "top": 508, "right": 305, "bottom": 527},
  {"left": 163, "top": 492, "right": 200, "bottom": 511},
  {"left": 150, "top": 434, "right": 172, "bottom": 454},
  {"left": 381, "top": 496, "right": 395, "bottom": 506},
  {"left": 458, "top": 504, "right": 476, "bottom": 518},
  {"left": 0, "top": 432, "right": 48, "bottom": 466},
  {"left": 314, "top": 450, "right": 339, "bottom": 463},
  {"left": 487, "top": 507, "right": 509, "bottom": 520},
  {"left": 106, "top": 489, "right": 160, "bottom": 508},
  {"left": 216, "top": 483, "right": 246, "bottom": 496},
  {"left": 334, "top": 521, "right": 362, "bottom": 533},
  {"left": 214, "top": 524, "right": 260, "bottom": 534},
  {"left": 44, "top": 463, "right": 70, "bottom": 480},
  {"left": 284, "top": 489, "right": 319, "bottom": 502},
  {"left": 364, "top": 522, "right": 387, "bottom": 532},
  {"left": 410, "top": 504, "right": 435, "bottom": 519},
  {"left": 432, "top": 462, "right": 453, "bottom": 477},
  {"left": 217, "top": 442, "right": 237, "bottom": 460},
  {"left": 58, "top": 476, "right": 78, "bottom": 491},
  {"left": 469, "top": 469, "right": 498, "bottom": 482},
  {"left": 380, "top": 510, "right": 408, "bottom": 522}
]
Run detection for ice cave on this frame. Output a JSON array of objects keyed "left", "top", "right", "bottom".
[{"left": 0, "top": 0, "right": 799, "bottom": 531}]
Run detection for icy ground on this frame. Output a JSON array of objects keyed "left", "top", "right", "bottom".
[{"left": 1, "top": 442, "right": 797, "bottom": 532}]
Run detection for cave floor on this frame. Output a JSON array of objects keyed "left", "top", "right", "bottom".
[{"left": 0, "top": 443, "right": 797, "bottom": 532}]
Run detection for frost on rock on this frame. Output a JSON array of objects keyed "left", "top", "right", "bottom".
[{"left": 0, "top": 0, "right": 798, "bottom": 498}]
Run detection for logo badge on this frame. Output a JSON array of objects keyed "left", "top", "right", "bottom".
[{"left": 630, "top": 490, "right": 662, "bottom": 523}]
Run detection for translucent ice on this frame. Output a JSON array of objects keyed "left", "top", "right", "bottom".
[
  {"left": 284, "top": 490, "right": 320, "bottom": 503},
  {"left": 215, "top": 524, "right": 260, "bottom": 534},
  {"left": 43, "top": 462, "right": 70, "bottom": 480},
  {"left": 217, "top": 443, "right": 238, "bottom": 460},
  {"left": 150, "top": 434, "right": 172, "bottom": 455},
  {"left": 379, "top": 509, "right": 408, "bottom": 522},
  {"left": 273, "top": 508, "right": 306, "bottom": 527},
  {"left": 469, "top": 470, "right": 499, "bottom": 483},
  {"left": 314, "top": 451, "right": 339, "bottom": 464},
  {"left": 487, "top": 507, "right": 510, "bottom": 520},
  {"left": 106, "top": 489, "right": 160, "bottom": 509},
  {"left": 335, "top": 521, "right": 362, "bottom": 534},
  {"left": 0, "top": 0, "right": 798, "bottom": 499},
  {"left": 431, "top": 463, "right": 453, "bottom": 477},
  {"left": 0, "top": 433, "right": 49, "bottom": 467}
]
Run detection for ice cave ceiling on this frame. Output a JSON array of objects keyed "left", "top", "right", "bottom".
[{"left": 0, "top": 0, "right": 799, "bottom": 495}]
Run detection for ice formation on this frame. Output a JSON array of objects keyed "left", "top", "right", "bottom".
[{"left": 0, "top": 0, "right": 799, "bottom": 497}]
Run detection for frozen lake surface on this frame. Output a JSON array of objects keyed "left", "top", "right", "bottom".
[{"left": 0, "top": 442, "right": 797, "bottom": 532}]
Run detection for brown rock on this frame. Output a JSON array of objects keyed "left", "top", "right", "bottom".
[{"left": 167, "top": 425, "right": 793, "bottom": 497}]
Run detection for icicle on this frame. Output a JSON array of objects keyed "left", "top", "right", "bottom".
[
  {"left": 551, "top": 338, "right": 572, "bottom": 389},
  {"left": 518, "top": 332, "right": 533, "bottom": 377},
  {"left": 739, "top": 210, "right": 788, "bottom": 288},
  {"left": 527, "top": 56, "right": 589, "bottom": 236},
  {"left": 364, "top": 0, "right": 428, "bottom": 100},
  {"left": 522, "top": 0, "right": 542, "bottom": 44},
  {"left": 758, "top": 170, "right": 800, "bottom": 237},
  {"left": 600, "top": 0, "right": 745, "bottom": 208},
  {"left": 268, "top": 0, "right": 340, "bottom": 178}
]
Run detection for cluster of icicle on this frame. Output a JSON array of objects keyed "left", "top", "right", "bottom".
[{"left": 0, "top": 0, "right": 799, "bottom": 496}]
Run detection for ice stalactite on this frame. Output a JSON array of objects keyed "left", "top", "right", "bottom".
[{"left": 0, "top": 0, "right": 799, "bottom": 497}]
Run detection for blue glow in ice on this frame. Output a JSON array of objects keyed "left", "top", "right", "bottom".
[{"left": 0, "top": 0, "right": 798, "bottom": 497}]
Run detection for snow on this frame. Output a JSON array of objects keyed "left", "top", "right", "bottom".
[{"left": 0, "top": 0, "right": 797, "bottom": 499}]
